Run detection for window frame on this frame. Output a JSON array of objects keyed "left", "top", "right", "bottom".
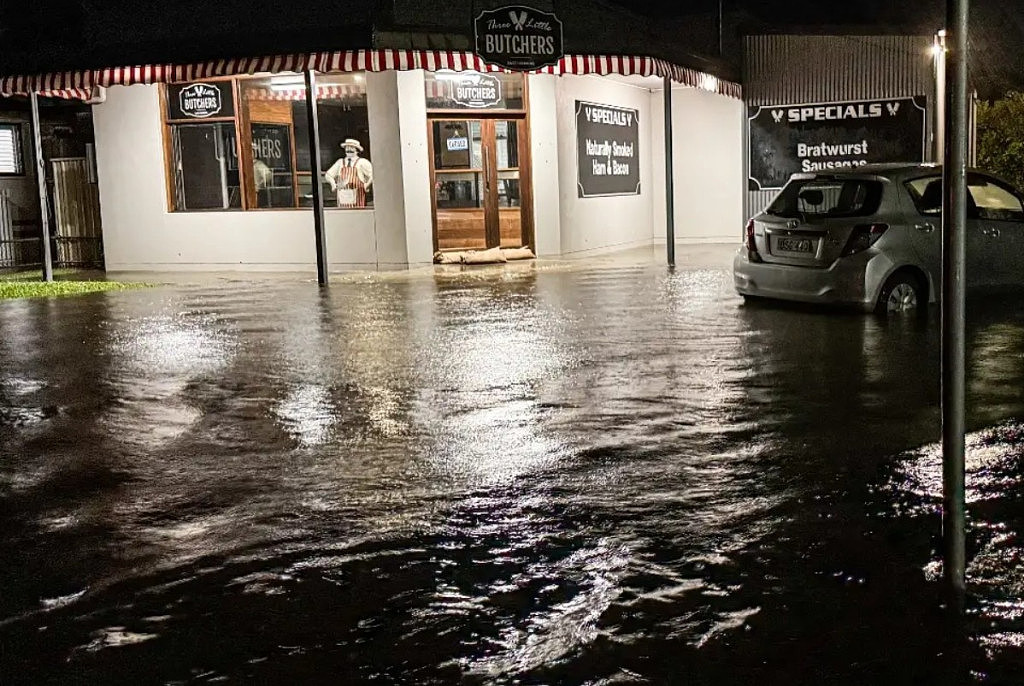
[
  {"left": 904, "top": 175, "right": 944, "bottom": 217},
  {"left": 967, "top": 173, "right": 1024, "bottom": 223},
  {"left": 905, "top": 173, "right": 1024, "bottom": 222},
  {"left": 0, "top": 122, "right": 26, "bottom": 177},
  {"left": 160, "top": 77, "right": 244, "bottom": 213},
  {"left": 160, "top": 74, "right": 372, "bottom": 214}
]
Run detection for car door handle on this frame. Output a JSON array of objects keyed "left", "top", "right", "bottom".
[
  {"left": 914, "top": 223, "right": 935, "bottom": 233},
  {"left": 983, "top": 226, "right": 1001, "bottom": 238}
]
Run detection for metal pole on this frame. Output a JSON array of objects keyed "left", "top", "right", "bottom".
[
  {"left": 664, "top": 76, "right": 675, "bottom": 268},
  {"left": 29, "top": 91, "right": 53, "bottom": 282},
  {"left": 304, "top": 70, "right": 328, "bottom": 286},
  {"left": 941, "top": 0, "right": 969, "bottom": 614},
  {"left": 718, "top": 0, "right": 724, "bottom": 57}
]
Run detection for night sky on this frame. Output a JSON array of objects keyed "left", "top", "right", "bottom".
[
  {"left": 0, "top": 0, "right": 1021, "bottom": 98},
  {"left": 612, "top": 0, "right": 1024, "bottom": 98}
]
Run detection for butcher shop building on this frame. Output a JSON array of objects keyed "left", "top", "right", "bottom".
[{"left": 0, "top": 2, "right": 945, "bottom": 272}]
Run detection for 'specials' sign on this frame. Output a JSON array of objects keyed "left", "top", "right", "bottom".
[
  {"left": 748, "top": 96, "right": 926, "bottom": 190},
  {"left": 474, "top": 5, "right": 563, "bottom": 71},
  {"left": 450, "top": 72, "right": 503, "bottom": 108},
  {"left": 166, "top": 82, "right": 235, "bottom": 120},
  {"left": 576, "top": 100, "right": 640, "bottom": 198}
]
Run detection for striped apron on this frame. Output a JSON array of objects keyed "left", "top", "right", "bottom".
[{"left": 336, "top": 160, "right": 367, "bottom": 208}]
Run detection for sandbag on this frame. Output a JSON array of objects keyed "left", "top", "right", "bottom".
[
  {"left": 461, "top": 247, "right": 508, "bottom": 264},
  {"left": 501, "top": 247, "right": 536, "bottom": 261},
  {"left": 434, "top": 251, "right": 464, "bottom": 264}
]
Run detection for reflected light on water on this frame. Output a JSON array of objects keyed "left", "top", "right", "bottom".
[
  {"left": 416, "top": 320, "right": 571, "bottom": 484},
  {"left": 99, "top": 314, "right": 236, "bottom": 450},
  {"left": 884, "top": 422, "right": 1024, "bottom": 508},
  {"left": 272, "top": 383, "right": 337, "bottom": 447},
  {"left": 459, "top": 540, "right": 633, "bottom": 677}
]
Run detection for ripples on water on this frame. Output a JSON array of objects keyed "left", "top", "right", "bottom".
[{"left": 1, "top": 262, "right": 1023, "bottom": 684}]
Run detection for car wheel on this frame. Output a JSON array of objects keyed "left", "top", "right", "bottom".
[{"left": 877, "top": 272, "right": 925, "bottom": 315}]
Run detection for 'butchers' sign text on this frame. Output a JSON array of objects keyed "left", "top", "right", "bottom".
[{"left": 474, "top": 5, "right": 564, "bottom": 71}]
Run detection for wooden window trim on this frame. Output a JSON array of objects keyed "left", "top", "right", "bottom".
[{"left": 161, "top": 77, "right": 250, "bottom": 212}]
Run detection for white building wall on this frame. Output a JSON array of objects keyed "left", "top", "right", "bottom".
[
  {"left": 94, "top": 84, "right": 380, "bottom": 271},
  {"left": 93, "top": 74, "right": 744, "bottom": 271},
  {"left": 554, "top": 74, "right": 655, "bottom": 256},
  {"left": 651, "top": 86, "right": 745, "bottom": 244},
  {"left": 395, "top": 71, "right": 434, "bottom": 265},
  {"left": 527, "top": 73, "right": 561, "bottom": 257},
  {"left": 367, "top": 69, "right": 434, "bottom": 266}
]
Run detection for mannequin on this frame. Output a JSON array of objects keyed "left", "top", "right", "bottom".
[{"left": 325, "top": 138, "right": 373, "bottom": 208}]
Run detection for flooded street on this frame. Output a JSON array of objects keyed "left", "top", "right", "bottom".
[{"left": 1, "top": 251, "right": 1023, "bottom": 684}]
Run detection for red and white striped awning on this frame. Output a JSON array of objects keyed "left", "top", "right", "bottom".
[
  {"left": 0, "top": 49, "right": 741, "bottom": 100},
  {"left": 244, "top": 84, "right": 365, "bottom": 101}
]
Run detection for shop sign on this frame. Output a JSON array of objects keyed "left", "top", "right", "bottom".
[
  {"left": 748, "top": 96, "right": 927, "bottom": 191},
  {"left": 167, "top": 81, "right": 235, "bottom": 120},
  {"left": 447, "top": 137, "right": 469, "bottom": 151},
  {"left": 474, "top": 5, "right": 563, "bottom": 70},
  {"left": 450, "top": 72, "right": 503, "bottom": 109},
  {"left": 250, "top": 123, "right": 292, "bottom": 172},
  {"left": 576, "top": 101, "right": 640, "bottom": 198}
]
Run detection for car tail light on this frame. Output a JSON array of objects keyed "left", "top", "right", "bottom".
[
  {"left": 744, "top": 219, "right": 763, "bottom": 262},
  {"left": 841, "top": 223, "right": 889, "bottom": 256}
]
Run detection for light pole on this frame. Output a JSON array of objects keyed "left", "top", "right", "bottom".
[{"left": 941, "top": 0, "right": 969, "bottom": 615}]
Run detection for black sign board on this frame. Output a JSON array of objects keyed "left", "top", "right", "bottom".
[
  {"left": 450, "top": 72, "right": 503, "bottom": 108},
  {"left": 748, "top": 96, "right": 927, "bottom": 191},
  {"left": 250, "top": 123, "right": 292, "bottom": 172},
  {"left": 474, "top": 5, "right": 563, "bottom": 70},
  {"left": 576, "top": 100, "right": 641, "bottom": 198},
  {"left": 166, "top": 82, "right": 235, "bottom": 120}
]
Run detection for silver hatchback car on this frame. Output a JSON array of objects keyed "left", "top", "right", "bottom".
[{"left": 733, "top": 163, "right": 1024, "bottom": 313}]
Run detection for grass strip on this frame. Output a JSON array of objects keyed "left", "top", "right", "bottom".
[{"left": 0, "top": 281, "right": 151, "bottom": 300}]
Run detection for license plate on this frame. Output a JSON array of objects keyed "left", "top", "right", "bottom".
[{"left": 777, "top": 237, "right": 813, "bottom": 254}]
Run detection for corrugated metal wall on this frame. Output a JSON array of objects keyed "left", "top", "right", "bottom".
[{"left": 743, "top": 34, "right": 936, "bottom": 218}]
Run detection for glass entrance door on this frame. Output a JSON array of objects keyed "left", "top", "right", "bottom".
[{"left": 431, "top": 118, "right": 526, "bottom": 252}]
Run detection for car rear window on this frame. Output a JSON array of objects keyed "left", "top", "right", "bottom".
[{"left": 765, "top": 178, "right": 884, "bottom": 219}]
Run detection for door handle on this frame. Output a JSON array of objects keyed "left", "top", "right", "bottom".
[
  {"left": 483, "top": 147, "right": 490, "bottom": 194},
  {"left": 983, "top": 226, "right": 1001, "bottom": 238},
  {"left": 914, "top": 223, "right": 935, "bottom": 233}
]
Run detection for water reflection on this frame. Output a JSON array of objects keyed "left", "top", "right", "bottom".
[{"left": 0, "top": 266, "right": 1022, "bottom": 683}]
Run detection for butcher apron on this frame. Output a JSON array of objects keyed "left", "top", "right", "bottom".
[{"left": 335, "top": 161, "right": 366, "bottom": 208}]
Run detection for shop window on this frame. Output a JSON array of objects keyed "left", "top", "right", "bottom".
[
  {"left": 0, "top": 124, "right": 25, "bottom": 176},
  {"left": 169, "top": 123, "right": 241, "bottom": 211},
  {"left": 289, "top": 74, "right": 373, "bottom": 209},
  {"left": 164, "top": 73, "right": 371, "bottom": 212}
]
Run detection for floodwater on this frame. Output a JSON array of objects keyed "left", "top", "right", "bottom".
[{"left": 1, "top": 251, "right": 1022, "bottom": 685}]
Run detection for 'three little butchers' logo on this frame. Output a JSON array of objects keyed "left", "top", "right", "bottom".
[
  {"left": 475, "top": 5, "right": 564, "bottom": 70},
  {"left": 450, "top": 72, "right": 503, "bottom": 108},
  {"left": 178, "top": 83, "right": 223, "bottom": 118}
]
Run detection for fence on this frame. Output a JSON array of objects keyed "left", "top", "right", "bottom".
[
  {"left": 0, "top": 156, "right": 103, "bottom": 272},
  {"left": 0, "top": 190, "right": 39, "bottom": 269},
  {"left": 52, "top": 157, "right": 103, "bottom": 268}
]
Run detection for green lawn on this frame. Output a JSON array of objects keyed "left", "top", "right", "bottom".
[{"left": 0, "top": 270, "right": 152, "bottom": 299}]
